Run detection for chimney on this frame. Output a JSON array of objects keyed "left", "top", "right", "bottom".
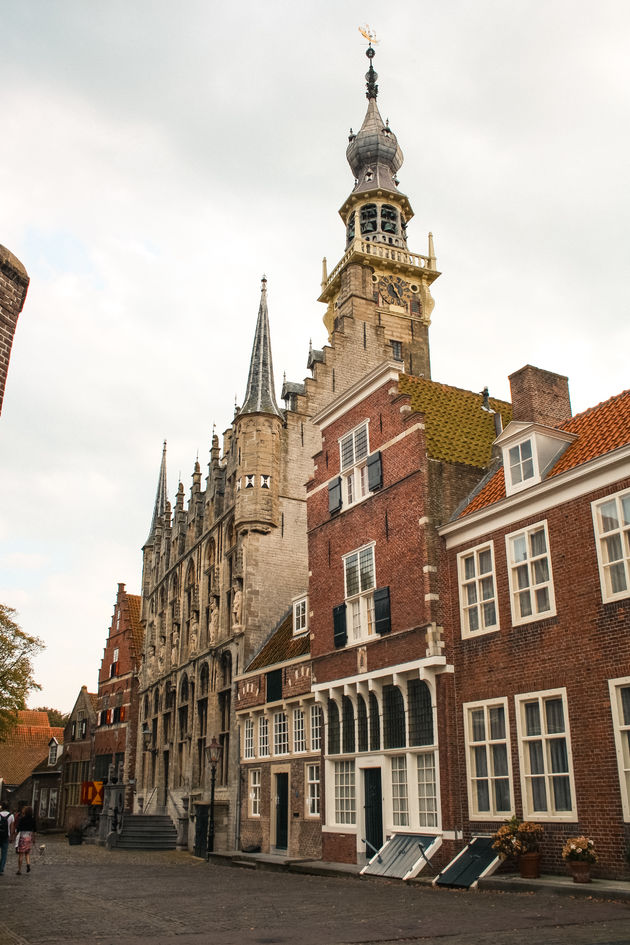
[{"left": 509, "top": 365, "right": 572, "bottom": 428}]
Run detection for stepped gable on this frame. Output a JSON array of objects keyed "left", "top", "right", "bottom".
[
  {"left": 460, "top": 388, "right": 630, "bottom": 517},
  {"left": 398, "top": 374, "right": 512, "bottom": 467},
  {"left": 245, "top": 611, "right": 309, "bottom": 673}
]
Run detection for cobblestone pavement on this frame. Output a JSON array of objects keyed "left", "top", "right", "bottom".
[{"left": 2, "top": 837, "right": 630, "bottom": 945}]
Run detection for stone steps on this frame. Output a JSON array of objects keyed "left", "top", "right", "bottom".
[{"left": 115, "top": 814, "right": 177, "bottom": 850}]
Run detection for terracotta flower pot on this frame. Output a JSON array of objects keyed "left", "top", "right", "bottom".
[
  {"left": 568, "top": 861, "right": 592, "bottom": 883},
  {"left": 518, "top": 852, "right": 541, "bottom": 878}
]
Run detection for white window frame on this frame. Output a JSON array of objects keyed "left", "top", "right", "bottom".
[
  {"left": 258, "top": 716, "right": 269, "bottom": 758},
  {"left": 457, "top": 542, "right": 499, "bottom": 638},
  {"left": 339, "top": 421, "right": 370, "bottom": 509},
  {"left": 416, "top": 750, "right": 438, "bottom": 828},
  {"left": 515, "top": 688, "right": 576, "bottom": 820},
  {"left": 609, "top": 676, "right": 630, "bottom": 821},
  {"left": 249, "top": 768, "right": 261, "bottom": 818},
  {"left": 463, "top": 698, "right": 514, "bottom": 821},
  {"left": 506, "top": 437, "right": 536, "bottom": 493},
  {"left": 506, "top": 521, "right": 555, "bottom": 626},
  {"left": 310, "top": 704, "right": 322, "bottom": 751},
  {"left": 48, "top": 741, "right": 58, "bottom": 766},
  {"left": 391, "top": 755, "right": 409, "bottom": 827},
  {"left": 306, "top": 762, "right": 320, "bottom": 817},
  {"left": 243, "top": 718, "right": 255, "bottom": 759},
  {"left": 592, "top": 489, "right": 630, "bottom": 603},
  {"left": 293, "top": 596, "right": 308, "bottom": 636},
  {"left": 273, "top": 712, "right": 289, "bottom": 756},
  {"left": 334, "top": 759, "right": 356, "bottom": 825},
  {"left": 293, "top": 708, "right": 306, "bottom": 753},
  {"left": 343, "top": 543, "right": 376, "bottom": 643}
]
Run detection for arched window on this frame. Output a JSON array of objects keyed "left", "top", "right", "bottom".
[
  {"left": 357, "top": 695, "right": 368, "bottom": 752},
  {"left": 220, "top": 651, "right": 233, "bottom": 689},
  {"left": 360, "top": 204, "right": 377, "bottom": 234},
  {"left": 143, "top": 695, "right": 149, "bottom": 719},
  {"left": 383, "top": 685, "right": 406, "bottom": 749},
  {"left": 369, "top": 692, "right": 380, "bottom": 751},
  {"left": 342, "top": 697, "right": 355, "bottom": 754},
  {"left": 346, "top": 211, "right": 355, "bottom": 243},
  {"left": 180, "top": 674, "right": 189, "bottom": 703},
  {"left": 328, "top": 701, "right": 340, "bottom": 755},
  {"left": 408, "top": 679, "right": 434, "bottom": 746},
  {"left": 153, "top": 689, "right": 160, "bottom": 716},
  {"left": 381, "top": 204, "right": 398, "bottom": 234},
  {"left": 199, "top": 663, "right": 210, "bottom": 697}
]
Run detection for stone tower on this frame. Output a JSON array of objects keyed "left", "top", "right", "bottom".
[{"left": 0, "top": 244, "right": 29, "bottom": 416}]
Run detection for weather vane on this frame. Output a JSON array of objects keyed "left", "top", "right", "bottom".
[{"left": 358, "top": 25, "right": 379, "bottom": 45}]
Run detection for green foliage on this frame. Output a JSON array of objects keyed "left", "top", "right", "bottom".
[
  {"left": 0, "top": 604, "right": 45, "bottom": 738},
  {"left": 33, "top": 706, "right": 69, "bottom": 728}
]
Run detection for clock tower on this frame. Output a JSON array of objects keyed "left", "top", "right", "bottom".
[{"left": 318, "top": 43, "right": 439, "bottom": 382}]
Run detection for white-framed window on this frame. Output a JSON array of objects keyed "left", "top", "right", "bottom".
[
  {"left": 258, "top": 716, "right": 269, "bottom": 758},
  {"left": 458, "top": 542, "right": 499, "bottom": 637},
  {"left": 417, "top": 752, "right": 438, "bottom": 827},
  {"left": 249, "top": 768, "right": 261, "bottom": 817},
  {"left": 340, "top": 421, "right": 370, "bottom": 507},
  {"left": 113, "top": 647, "right": 119, "bottom": 662},
  {"left": 306, "top": 762, "right": 320, "bottom": 817},
  {"left": 293, "top": 708, "right": 306, "bottom": 753},
  {"left": 243, "top": 719, "right": 254, "bottom": 759},
  {"left": 273, "top": 712, "right": 289, "bottom": 755},
  {"left": 515, "top": 689, "right": 576, "bottom": 819},
  {"left": 609, "top": 677, "right": 630, "bottom": 820},
  {"left": 391, "top": 755, "right": 409, "bottom": 826},
  {"left": 293, "top": 596, "right": 308, "bottom": 635},
  {"left": 310, "top": 705, "right": 322, "bottom": 751},
  {"left": 506, "top": 521, "right": 555, "bottom": 625},
  {"left": 508, "top": 439, "right": 535, "bottom": 489},
  {"left": 334, "top": 760, "right": 356, "bottom": 825},
  {"left": 593, "top": 490, "right": 630, "bottom": 602},
  {"left": 464, "top": 699, "right": 513, "bottom": 819},
  {"left": 48, "top": 741, "right": 58, "bottom": 766},
  {"left": 344, "top": 544, "right": 376, "bottom": 642}
]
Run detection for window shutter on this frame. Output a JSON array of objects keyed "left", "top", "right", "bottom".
[
  {"left": 367, "top": 452, "right": 383, "bottom": 491},
  {"left": 266, "top": 668, "right": 283, "bottom": 703},
  {"left": 373, "top": 586, "right": 391, "bottom": 635},
  {"left": 328, "top": 476, "right": 342, "bottom": 514},
  {"left": 333, "top": 603, "right": 347, "bottom": 648}
]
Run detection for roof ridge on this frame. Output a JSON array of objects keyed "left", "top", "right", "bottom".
[
  {"left": 562, "top": 387, "right": 630, "bottom": 428},
  {"left": 401, "top": 373, "right": 511, "bottom": 406}
]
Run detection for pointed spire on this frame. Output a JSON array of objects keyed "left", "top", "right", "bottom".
[
  {"left": 145, "top": 440, "right": 168, "bottom": 545},
  {"left": 239, "top": 276, "right": 282, "bottom": 419}
]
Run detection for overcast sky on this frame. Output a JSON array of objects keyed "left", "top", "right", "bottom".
[{"left": 1, "top": 1, "right": 628, "bottom": 712}]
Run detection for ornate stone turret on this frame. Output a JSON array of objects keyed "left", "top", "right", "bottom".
[
  {"left": 145, "top": 441, "right": 168, "bottom": 547},
  {"left": 234, "top": 278, "right": 283, "bottom": 533}
]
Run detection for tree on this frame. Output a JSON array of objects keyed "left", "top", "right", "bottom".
[
  {"left": 0, "top": 604, "right": 44, "bottom": 739},
  {"left": 33, "top": 706, "right": 69, "bottom": 728}
]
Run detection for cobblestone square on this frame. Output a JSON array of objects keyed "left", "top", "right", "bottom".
[{"left": 2, "top": 838, "right": 630, "bottom": 945}]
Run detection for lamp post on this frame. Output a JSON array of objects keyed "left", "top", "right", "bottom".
[
  {"left": 141, "top": 721, "right": 158, "bottom": 755},
  {"left": 205, "top": 736, "right": 222, "bottom": 859}
]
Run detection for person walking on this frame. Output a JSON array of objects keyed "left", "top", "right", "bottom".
[
  {"left": 15, "top": 805, "right": 36, "bottom": 875},
  {"left": 0, "top": 800, "right": 13, "bottom": 875}
]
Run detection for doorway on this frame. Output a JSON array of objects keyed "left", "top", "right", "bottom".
[
  {"left": 162, "top": 750, "right": 169, "bottom": 809},
  {"left": 363, "top": 768, "right": 383, "bottom": 858},
  {"left": 275, "top": 772, "right": 289, "bottom": 850}
]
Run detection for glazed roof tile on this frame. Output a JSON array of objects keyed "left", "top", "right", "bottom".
[
  {"left": 246, "top": 611, "right": 310, "bottom": 673},
  {"left": 460, "top": 388, "right": 630, "bottom": 516},
  {"left": 398, "top": 375, "right": 512, "bottom": 468}
]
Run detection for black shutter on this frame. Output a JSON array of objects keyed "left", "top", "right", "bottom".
[
  {"left": 333, "top": 603, "right": 347, "bottom": 648},
  {"left": 266, "top": 668, "right": 282, "bottom": 703},
  {"left": 367, "top": 452, "right": 383, "bottom": 491},
  {"left": 328, "top": 476, "right": 342, "bottom": 514},
  {"left": 373, "top": 586, "right": 391, "bottom": 635}
]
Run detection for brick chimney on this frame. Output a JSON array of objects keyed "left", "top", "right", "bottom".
[{"left": 509, "top": 365, "right": 572, "bottom": 428}]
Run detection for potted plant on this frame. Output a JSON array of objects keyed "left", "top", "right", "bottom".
[
  {"left": 492, "top": 816, "right": 544, "bottom": 878},
  {"left": 562, "top": 836, "right": 597, "bottom": 883}
]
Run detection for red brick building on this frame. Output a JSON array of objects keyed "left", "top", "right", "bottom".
[
  {"left": 236, "top": 607, "right": 322, "bottom": 859},
  {"left": 440, "top": 366, "right": 630, "bottom": 878},
  {"left": 306, "top": 361, "right": 510, "bottom": 868},
  {"left": 93, "top": 583, "right": 143, "bottom": 806},
  {"left": 61, "top": 686, "right": 98, "bottom": 829}
]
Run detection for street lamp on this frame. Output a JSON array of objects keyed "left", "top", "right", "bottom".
[
  {"left": 141, "top": 722, "right": 158, "bottom": 756},
  {"left": 205, "top": 736, "right": 222, "bottom": 858}
]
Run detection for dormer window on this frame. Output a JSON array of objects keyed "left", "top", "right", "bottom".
[
  {"left": 293, "top": 596, "right": 308, "bottom": 635},
  {"left": 48, "top": 740, "right": 58, "bottom": 765},
  {"left": 509, "top": 440, "right": 535, "bottom": 487},
  {"left": 497, "top": 422, "right": 576, "bottom": 497}
]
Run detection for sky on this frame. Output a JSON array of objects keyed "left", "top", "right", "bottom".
[{"left": 1, "top": 0, "right": 628, "bottom": 712}]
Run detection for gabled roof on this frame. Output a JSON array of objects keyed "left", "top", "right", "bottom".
[
  {"left": 460, "top": 388, "right": 630, "bottom": 516},
  {"left": 397, "top": 375, "right": 512, "bottom": 468},
  {"left": 0, "top": 713, "right": 64, "bottom": 787},
  {"left": 245, "top": 611, "right": 310, "bottom": 673},
  {"left": 126, "top": 593, "right": 144, "bottom": 664},
  {"left": 88, "top": 692, "right": 99, "bottom": 712}
]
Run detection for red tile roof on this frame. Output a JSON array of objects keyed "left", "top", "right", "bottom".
[
  {"left": 246, "top": 611, "right": 310, "bottom": 672},
  {"left": 461, "top": 389, "right": 630, "bottom": 516},
  {"left": 127, "top": 593, "right": 144, "bottom": 666},
  {"left": 0, "top": 714, "right": 64, "bottom": 787}
]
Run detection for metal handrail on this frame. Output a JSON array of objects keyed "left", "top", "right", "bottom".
[{"left": 362, "top": 837, "right": 382, "bottom": 863}]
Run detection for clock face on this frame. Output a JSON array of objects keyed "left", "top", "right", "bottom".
[{"left": 379, "top": 275, "right": 410, "bottom": 305}]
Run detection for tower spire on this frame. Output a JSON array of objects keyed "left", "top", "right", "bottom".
[
  {"left": 145, "top": 440, "right": 168, "bottom": 545},
  {"left": 239, "top": 276, "right": 282, "bottom": 418}
]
